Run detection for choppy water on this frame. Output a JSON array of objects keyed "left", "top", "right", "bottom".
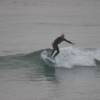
[{"left": 0, "top": 0, "right": 100, "bottom": 100}]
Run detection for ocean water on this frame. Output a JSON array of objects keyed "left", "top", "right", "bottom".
[{"left": 0, "top": 0, "right": 100, "bottom": 100}]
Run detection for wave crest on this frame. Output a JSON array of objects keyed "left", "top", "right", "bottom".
[{"left": 41, "top": 46, "right": 100, "bottom": 68}]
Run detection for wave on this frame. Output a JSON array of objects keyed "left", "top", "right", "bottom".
[
  {"left": 0, "top": 49, "right": 46, "bottom": 69},
  {"left": 0, "top": 47, "right": 100, "bottom": 69},
  {"left": 41, "top": 46, "right": 100, "bottom": 68}
]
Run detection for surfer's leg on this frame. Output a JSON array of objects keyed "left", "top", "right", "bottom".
[
  {"left": 51, "top": 49, "right": 55, "bottom": 57},
  {"left": 50, "top": 44, "right": 56, "bottom": 57},
  {"left": 53, "top": 46, "right": 59, "bottom": 58}
]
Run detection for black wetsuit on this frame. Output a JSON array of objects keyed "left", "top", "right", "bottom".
[{"left": 51, "top": 36, "right": 73, "bottom": 58}]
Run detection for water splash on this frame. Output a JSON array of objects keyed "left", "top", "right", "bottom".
[{"left": 41, "top": 46, "right": 100, "bottom": 68}]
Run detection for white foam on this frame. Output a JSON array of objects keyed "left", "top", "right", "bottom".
[
  {"left": 41, "top": 47, "right": 100, "bottom": 68},
  {"left": 55, "top": 46, "right": 100, "bottom": 68}
]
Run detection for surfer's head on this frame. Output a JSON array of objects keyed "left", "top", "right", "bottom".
[{"left": 61, "top": 34, "right": 64, "bottom": 38}]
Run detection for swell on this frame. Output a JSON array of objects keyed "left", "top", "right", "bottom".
[{"left": 0, "top": 48, "right": 50, "bottom": 69}]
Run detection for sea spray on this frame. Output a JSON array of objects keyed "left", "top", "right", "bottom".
[{"left": 41, "top": 46, "right": 100, "bottom": 68}]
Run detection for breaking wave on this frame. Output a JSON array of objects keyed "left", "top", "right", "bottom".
[
  {"left": 0, "top": 46, "right": 100, "bottom": 69},
  {"left": 41, "top": 46, "right": 100, "bottom": 68}
]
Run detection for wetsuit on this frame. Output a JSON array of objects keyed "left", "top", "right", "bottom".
[{"left": 51, "top": 36, "right": 73, "bottom": 58}]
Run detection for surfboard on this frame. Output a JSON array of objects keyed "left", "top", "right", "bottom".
[
  {"left": 44, "top": 56, "right": 55, "bottom": 64},
  {"left": 41, "top": 50, "right": 56, "bottom": 66}
]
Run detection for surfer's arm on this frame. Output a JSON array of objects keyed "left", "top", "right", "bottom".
[{"left": 64, "top": 39, "right": 74, "bottom": 45}]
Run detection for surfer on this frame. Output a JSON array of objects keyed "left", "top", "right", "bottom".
[{"left": 51, "top": 34, "right": 74, "bottom": 58}]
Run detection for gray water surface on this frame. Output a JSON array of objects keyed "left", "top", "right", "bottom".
[{"left": 0, "top": 0, "right": 100, "bottom": 100}]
